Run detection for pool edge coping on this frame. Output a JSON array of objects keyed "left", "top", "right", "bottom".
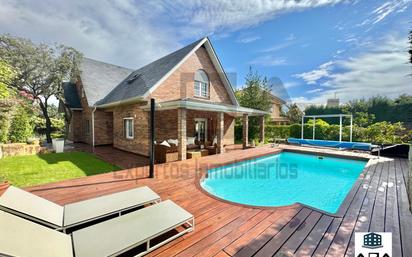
[{"left": 195, "top": 147, "right": 375, "bottom": 218}]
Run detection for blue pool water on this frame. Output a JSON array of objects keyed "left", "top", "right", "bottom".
[{"left": 201, "top": 152, "right": 367, "bottom": 213}]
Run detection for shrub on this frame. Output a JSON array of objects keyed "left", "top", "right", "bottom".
[
  {"left": 262, "top": 121, "right": 409, "bottom": 144},
  {"left": 8, "top": 106, "right": 33, "bottom": 143}
]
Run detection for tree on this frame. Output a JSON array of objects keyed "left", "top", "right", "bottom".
[
  {"left": 0, "top": 60, "right": 15, "bottom": 99},
  {"left": 236, "top": 68, "right": 273, "bottom": 112},
  {"left": 8, "top": 105, "right": 33, "bottom": 143},
  {"left": 0, "top": 34, "right": 82, "bottom": 143},
  {"left": 285, "top": 103, "right": 303, "bottom": 124}
]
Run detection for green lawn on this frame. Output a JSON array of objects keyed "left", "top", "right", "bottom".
[{"left": 0, "top": 152, "right": 120, "bottom": 187}]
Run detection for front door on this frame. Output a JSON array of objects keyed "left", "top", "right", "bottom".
[{"left": 195, "top": 118, "right": 207, "bottom": 142}]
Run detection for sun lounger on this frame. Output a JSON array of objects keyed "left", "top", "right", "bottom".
[
  {"left": 0, "top": 200, "right": 194, "bottom": 257},
  {"left": 0, "top": 185, "right": 161, "bottom": 231}
]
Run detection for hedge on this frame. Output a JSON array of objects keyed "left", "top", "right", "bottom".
[{"left": 236, "top": 122, "right": 410, "bottom": 144}]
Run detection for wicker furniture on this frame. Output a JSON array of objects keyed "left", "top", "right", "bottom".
[{"left": 186, "top": 149, "right": 209, "bottom": 159}]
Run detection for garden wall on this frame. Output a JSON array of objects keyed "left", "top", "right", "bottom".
[{"left": 0, "top": 143, "right": 47, "bottom": 158}]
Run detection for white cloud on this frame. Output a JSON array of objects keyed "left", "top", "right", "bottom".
[
  {"left": 358, "top": 0, "right": 411, "bottom": 27},
  {"left": 249, "top": 56, "right": 287, "bottom": 66},
  {"left": 143, "top": 0, "right": 346, "bottom": 38},
  {"left": 236, "top": 34, "right": 261, "bottom": 43},
  {"left": 294, "top": 61, "right": 335, "bottom": 84},
  {"left": 307, "top": 88, "right": 323, "bottom": 94},
  {"left": 283, "top": 81, "right": 300, "bottom": 89},
  {"left": 0, "top": 0, "right": 177, "bottom": 68},
  {"left": 0, "top": 0, "right": 347, "bottom": 68},
  {"left": 293, "top": 36, "right": 411, "bottom": 104}
]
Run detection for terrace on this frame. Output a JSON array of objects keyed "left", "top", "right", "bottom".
[{"left": 1, "top": 145, "right": 411, "bottom": 256}]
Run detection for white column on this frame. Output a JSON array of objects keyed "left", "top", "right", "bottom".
[
  {"left": 339, "top": 115, "right": 343, "bottom": 142},
  {"left": 259, "top": 116, "right": 265, "bottom": 143},
  {"left": 312, "top": 117, "right": 316, "bottom": 140},
  {"left": 217, "top": 112, "right": 224, "bottom": 154},
  {"left": 350, "top": 115, "right": 353, "bottom": 142},
  {"left": 301, "top": 116, "right": 304, "bottom": 139},
  {"left": 242, "top": 114, "right": 248, "bottom": 149},
  {"left": 178, "top": 108, "right": 187, "bottom": 160}
]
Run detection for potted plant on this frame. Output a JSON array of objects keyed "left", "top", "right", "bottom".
[{"left": 51, "top": 133, "right": 65, "bottom": 153}]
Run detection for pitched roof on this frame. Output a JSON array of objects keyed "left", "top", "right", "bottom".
[
  {"left": 80, "top": 58, "right": 134, "bottom": 106},
  {"left": 62, "top": 82, "right": 82, "bottom": 109},
  {"left": 96, "top": 38, "right": 205, "bottom": 106}
]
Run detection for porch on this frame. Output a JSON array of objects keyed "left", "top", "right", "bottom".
[{"left": 149, "top": 99, "right": 267, "bottom": 162}]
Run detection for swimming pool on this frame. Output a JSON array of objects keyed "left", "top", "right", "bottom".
[{"left": 200, "top": 151, "right": 367, "bottom": 213}]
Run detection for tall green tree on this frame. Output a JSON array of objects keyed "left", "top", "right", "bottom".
[
  {"left": 236, "top": 68, "right": 273, "bottom": 112},
  {"left": 285, "top": 103, "right": 303, "bottom": 124},
  {"left": 236, "top": 68, "right": 272, "bottom": 141},
  {"left": 0, "top": 60, "right": 15, "bottom": 99},
  {"left": 0, "top": 34, "right": 82, "bottom": 143}
]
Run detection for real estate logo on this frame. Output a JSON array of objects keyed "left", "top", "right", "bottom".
[{"left": 355, "top": 232, "right": 392, "bottom": 257}]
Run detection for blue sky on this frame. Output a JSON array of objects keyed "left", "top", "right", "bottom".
[{"left": 1, "top": 0, "right": 411, "bottom": 105}]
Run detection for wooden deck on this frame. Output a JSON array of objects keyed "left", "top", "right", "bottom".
[{"left": 3, "top": 145, "right": 412, "bottom": 257}]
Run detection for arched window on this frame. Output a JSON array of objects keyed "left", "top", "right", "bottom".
[{"left": 194, "top": 69, "right": 209, "bottom": 98}]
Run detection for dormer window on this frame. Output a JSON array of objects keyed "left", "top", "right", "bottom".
[{"left": 194, "top": 69, "right": 209, "bottom": 98}]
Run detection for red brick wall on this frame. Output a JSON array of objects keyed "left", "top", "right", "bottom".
[
  {"left": 112, "top": 103, "right": 149, "bottom": 156},
  {"left": 149, "top": 46, "right": 234, "bottom": 105},
  {"left": 69, "top": 80, "right": 113, "bottom": 145}
]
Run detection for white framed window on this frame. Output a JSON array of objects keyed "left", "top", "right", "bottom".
[
  {"left": 194, "top": 69, "right": 209, "bottom": 98},
  {"left": 123, "top": 118, "right": 134, "bottom": 139}
]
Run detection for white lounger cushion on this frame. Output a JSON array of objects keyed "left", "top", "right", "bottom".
[
  {"left": 0, "top": 211, "right": 73, "bottom": 257},
  {"left": 0, "top": 186, "right": 64, "bottom": 227},
  {"left": 0, "top": 186, "right": 161, "bottom": 229},
  {"left": 72, "top": 200, "right": 193, "bottom": 257},
  {"left": 63, "top": 186, "right": 161, "bottom": 227}
]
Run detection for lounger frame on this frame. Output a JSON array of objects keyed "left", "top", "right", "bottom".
[
  {"left": 61, "top": 198, "right": 161, "bottom": 233},
  {"left": 116, "top": 217, "right": 195, "bottom": 257}
]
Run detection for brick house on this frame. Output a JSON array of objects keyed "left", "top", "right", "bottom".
[
  {"left": 270, "top": 94, "right": 289, "bottom": 125},
  {"left": 62, "top": 37, "right": 267, "bottom": 161}
]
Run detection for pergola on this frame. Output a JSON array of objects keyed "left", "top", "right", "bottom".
[{"left": 301, "top": 114, "right": 353, "bottom": 142}]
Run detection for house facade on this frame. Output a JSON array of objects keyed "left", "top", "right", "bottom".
[
  {"left": 62, "top": 37, "right": 267, "bottom": 161},
  {"left": 270, "top": 94, "right": 289, "bottom": 125}
]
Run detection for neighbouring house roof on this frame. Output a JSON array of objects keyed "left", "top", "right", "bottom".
[
  {"left": 80, "top": 58, "right": 134, "bottom": 106},
  {"left": 270, "top": 93, "right": 286, "bottom": 105},
  {"left": 62, "top": 82, "right": 82, "bottom": 109}
]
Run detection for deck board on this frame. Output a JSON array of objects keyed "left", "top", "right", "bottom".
[{"left": 2, "top": 145, "right": 410, "bottom": 257}]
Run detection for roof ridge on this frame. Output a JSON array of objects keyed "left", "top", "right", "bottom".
[{"left": 82, "top": 57, "right": 134, "bottom": 71}]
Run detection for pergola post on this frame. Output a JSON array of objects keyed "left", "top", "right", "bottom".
[
  {"left": 242, "top": 114, "right": 248, "bottom": 149},
  {"left": 301, "top": 115, "right": 304, "bottom": 139},
  {"left": 259, "top": 115, "right": 265, "bottom": 143},
  {"left": 312, "top": 117, "right": 316, "bottom": 140},
  {"left": 350, "top": 115, "right": 353, "bottom": 142},
  {"left": 217, "top": 112, "right": 225, "bottom": 154},
  {"left": 178, "top": 108, "right": 187, "bottom": 160},
  {"left": 339, "top": 115, "right": 343, "bottom": 142}
]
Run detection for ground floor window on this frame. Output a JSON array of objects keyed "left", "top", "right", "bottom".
[{"left": 123, "top": 118, "right": 134, "bottom": 139}]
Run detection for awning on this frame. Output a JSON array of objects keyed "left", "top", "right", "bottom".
[{"left": 141, "top": 99, "right": 268, "bottom": 116}]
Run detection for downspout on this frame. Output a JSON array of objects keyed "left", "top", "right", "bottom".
[{"left": 92, "top": 107, "right": 96, "bottom": 151}]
